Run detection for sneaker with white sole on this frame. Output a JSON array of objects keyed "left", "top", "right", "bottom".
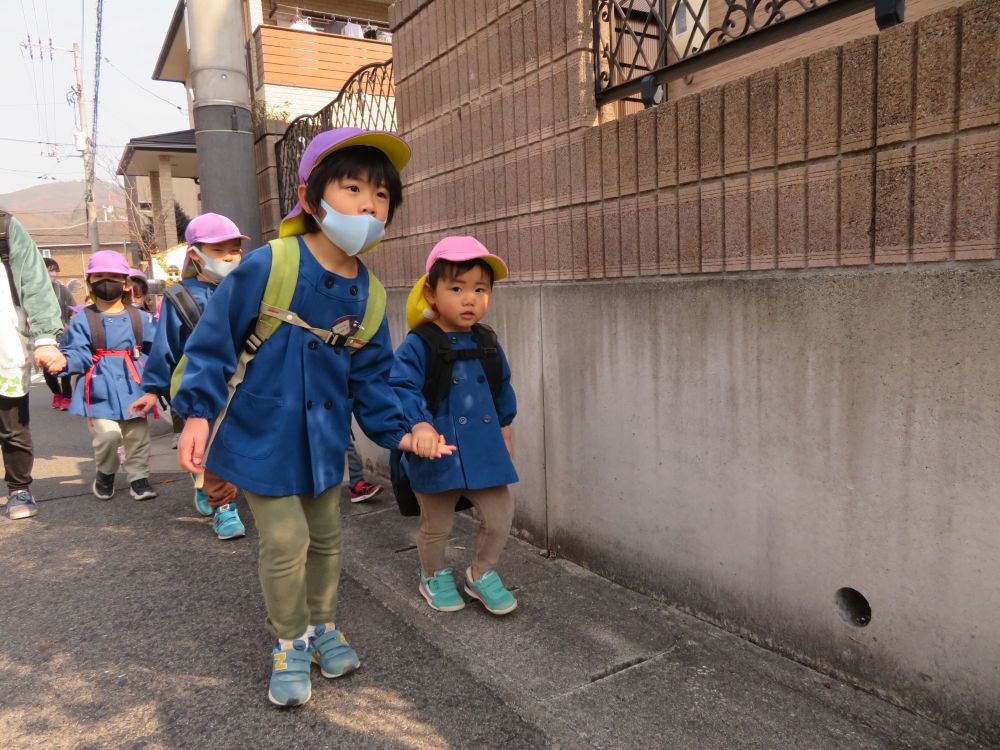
[
  {"left": 193, "top": 487, "right": 212, "bottom": 516},
  {"left": 129, "top": 478, "right": 157, "bottom": 501},
  {"left": 464, "top": 567, "right": 518, "bottom": 615},
  {"left": 93, "top": 471, "right": 115, "bottom": 500},
  {"left": 349, "top": 480, "right": 382, "bottom": 503},
  {"left": 268, "top": 638, "right": 313, "bottom": 707},
  {"left": 418, "top": 568, "right": 465, "bottom": 612},
  {"left": 212, "top": 503, "right": 246, "bottom": 540},
  {"left": 310, "top": 624, "right": 360, "bottom": 679},
  {"left": 6, "top": 490, "right": 38, "bottom": 520}
]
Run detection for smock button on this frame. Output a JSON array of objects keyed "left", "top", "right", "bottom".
[
  {"left": 449, "top": 336, "right": 458, "bottom": 343},
  {"left": 306, "top": 400, "right": 313, "bottom": 409},
  {"left": 324, "top": 400, "right": 332, "bottom": 409},
  {"left": 477, "top": 375, "right": 485, "bottom": 383},
  {"left": 452, "top": 377, "right": 460, "bottom": 384},
  {"left": 350, "top": 285, "right": 358, "bottom": 296},
  {"left": 483, "top": 416, "right": 492, "bottom": 424},
  {"left": 324, "top": 277, "right": 334, "bottom": 289},
  {"left": 458, "top": 416, "right": 468, "bottom": 425},
  {"left": 308, "top": 340, "right": 318, "bottom": 350}
]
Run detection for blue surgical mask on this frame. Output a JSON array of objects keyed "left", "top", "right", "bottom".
[
  {"left": 192, "top": 247, "right": 240, "bottom": 284},
  {"left": 317, "top": 200, "right": 385, "bottom": 256}
]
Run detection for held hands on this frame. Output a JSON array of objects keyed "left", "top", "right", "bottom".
[
  {"left": 399, "top": 421, "right": 456, "bottom": 459},
  {"left": 177, "top": 417, "right": 210, "bottom": 474},
  {"left": 128, "top": 393, "right": 159, "bottom": 418},
  {"left": 34, "top": 344, "right": 66, "bottom": 374}
]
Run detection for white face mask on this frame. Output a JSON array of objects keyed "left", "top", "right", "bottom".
[
  {"left": 191, "top": 247, "right": 240, "bottom": 284},
  {"left": 317, "top": 200, "right": 385, "bottom": 256}
]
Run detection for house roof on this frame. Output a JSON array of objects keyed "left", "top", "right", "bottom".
[
  {"left": 153, "top": 0, "right": 188, "bottom": 84},
  {"left": 117, "top": 129, "right": 199, "bottom": 179}
]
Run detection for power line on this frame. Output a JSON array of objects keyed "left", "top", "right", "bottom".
[
  {"left": 102, "top": 56, "right": 188, "bottom": 114},
  {"left": 0, "top": 136, "right": 125, "bottom": 148}
]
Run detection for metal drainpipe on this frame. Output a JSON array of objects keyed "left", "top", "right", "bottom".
[{"left": 186, "top": 0, "right": 262, "bottom": 248}]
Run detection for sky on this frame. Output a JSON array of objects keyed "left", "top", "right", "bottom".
[{"left": 0, "top": 0, "right": 190, "bottom": 196}]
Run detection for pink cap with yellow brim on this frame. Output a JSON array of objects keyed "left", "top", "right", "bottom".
[{"left": 279, "top": 127, "right": 411, "bottom": 238}]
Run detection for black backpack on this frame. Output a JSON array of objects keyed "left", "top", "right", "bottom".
[
  {"left": 390, "top": 323, "right": 503, "bottom": 516},
  {"left": 83, "top": 304, "right": 145, "bottom": 357},
  {"left": 163, "top": 283, "right": 202, "bottom": 331}
]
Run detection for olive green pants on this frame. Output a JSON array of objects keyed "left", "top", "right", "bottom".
[{"left": 244, "top": 485, "right": 342, "bottom": 640}]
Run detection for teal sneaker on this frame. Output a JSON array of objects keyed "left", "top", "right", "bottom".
[
  {"left": 464, "top": 567, "right": 518, "bottom": 615},
  {"left": 310, "top": 624, "right": 360, "bottom": 679},
  {"left": 193, "top": 487, "right": 212, "bottom": 516},
  {"left": 418, "top": 568, "right": 465, "bottom": 612},
  {"left": 268, "top": 639, "right": 312, "bottom": 707},
  {"left": 212, "top": 503, "right": 246, "bottom": 540}
]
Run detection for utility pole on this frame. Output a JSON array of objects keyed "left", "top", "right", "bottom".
[
  {"left": 72, "top": 42, "right": 99, "bottom": 252},
  {"left": 186, "top": 0, "right": 261, "bottom": 247}
]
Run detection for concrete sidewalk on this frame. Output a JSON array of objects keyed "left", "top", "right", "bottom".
[{"left": 0, "top": 388, "right": 985, "bottom": 749}]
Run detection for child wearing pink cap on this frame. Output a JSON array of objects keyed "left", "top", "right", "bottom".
[
  {"left": 390, "top": 236, "right": 520, "bottom": 616},
  {"left": 54, "top": 249, "right": 157, "bottom": 501},
  {"left": 129, "top": 213, "right": 247, "bottom": 540},
  {"left": 171, "top": 129, "right": 453, "bottom": 707}
]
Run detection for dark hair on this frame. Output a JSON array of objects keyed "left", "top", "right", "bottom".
[
  {"left": 43, "top": 257, "right": 59, "bottom": 272},
  {"left": 301, "top": 145, "right": 403, "bottom": 233},
  {"left": 427, "top": 258, "right": 495, "bottom": 290}
]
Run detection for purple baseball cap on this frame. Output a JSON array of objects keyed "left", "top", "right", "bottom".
[
  {"left": 279, "top": 127, "right": 411, "bottom": 238},
  {"left": 184, "top": 213, "right": 249, "bottom": 245},
  {"left": 86, "top": 249, "right": 132, "bottom": 277}
]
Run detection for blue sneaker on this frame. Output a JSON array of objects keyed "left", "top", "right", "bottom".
[
  {"left": 418, "top": 568, "right": 465, "bottom": 612},
  {"left": 6, "top": 490, "right": 38, "bottom": 520},
  {"left": 193, "top": 487, "right": 212, "bottom": 517},
  {"left": 464, "top": 567, "right": 518, "bottom": 615},
  {"left": 212, "top": 503, "right": 246, "bottom": 540},
  {"left": 310, "top": 624, "right": 360, "bottom": 679},
  {"left": 268, "top": 638, "right": 312, "bottom": 707}
]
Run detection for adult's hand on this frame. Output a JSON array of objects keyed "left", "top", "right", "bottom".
[{"left": 34, "top": 344, "right": 66, "bottom": 374}]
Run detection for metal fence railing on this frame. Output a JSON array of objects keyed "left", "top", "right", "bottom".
[
  {"left": 275, "top": 59, "right": 395, "bottom": 217},
  {"left": 593, "top": 0, "right": 904, "bottom": 106}
]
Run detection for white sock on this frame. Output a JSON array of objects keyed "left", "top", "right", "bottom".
[
  {"left": 304, "top": 625, "right": 317, "bottom": 641},
  {"left": 278, "top": 631, "right": 308, "bottom": 650}
]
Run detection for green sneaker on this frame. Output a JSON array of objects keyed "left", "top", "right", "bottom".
[
  {"left": 418, "top": 568, "right": 465, "bottom": 612},
  {"left": 464, "top": 567, "right": 517, "bottom": 615},
  {"left": 268, "top": 638, "right": 312, "bottom": 707}
]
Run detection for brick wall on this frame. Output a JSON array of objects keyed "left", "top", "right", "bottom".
[{"left": 368, "top": 0, "right": 999, "bottom": 288}]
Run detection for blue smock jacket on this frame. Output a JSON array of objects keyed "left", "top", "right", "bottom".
[
  {"left": 60, "top": 307, "right": 154, "bottom": 421},
  {"left": 171, "top": 237, "right": 410, "bottom": 497},
  {"left": 391, "top": 329, "right": 518, "bottom": 494},
  {"left": 141, "top": 278, "right": 216, "bottom": 397}
]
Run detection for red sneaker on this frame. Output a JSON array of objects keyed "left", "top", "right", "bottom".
[
  {"left": 58, "top": 396, "right": 71, "bottom": 410},
  {"left": 50, "top": 394, "right": 61, "bottom": 409},
  {"left": 350, "top": 480, "right": 382, "bottom": 503}
]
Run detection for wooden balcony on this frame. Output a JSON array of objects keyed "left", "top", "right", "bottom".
[{"left": 251, "top": 24, "right": 392, "bottom": 93}]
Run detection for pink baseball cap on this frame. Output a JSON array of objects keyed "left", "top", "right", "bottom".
[
  {"left": 425, "top": 236, "right": 508, "bottom": 280},
  {"left": 86, "top": 250, "right": 132, "bottom": 277},
  {"left": 184, "top": 213, "right": 249, "bottom": 245},
  {"left": 279, "top": 127, "right": 411, "bottom": 238}
]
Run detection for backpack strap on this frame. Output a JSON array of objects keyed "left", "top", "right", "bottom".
[
  {"left": 83, "top": 305, "right": 106, "bottom": 352},
  {"left": 125, "top": 305, "right": 143, "bottom": 354},
  {"left": 164, "top": 283, "right": 202, "bottom": 331},
  {"left": 411, "top": 322, "right": 504, "bottom": 414},
  {"left": 472, "top": 323, "right": 503, "bottom": 404},
  {"left": 0, "top": 212, "right": 19, "bottom": 308}
]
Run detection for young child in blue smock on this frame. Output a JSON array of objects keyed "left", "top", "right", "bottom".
[
  {"left": 129, "top": 213, "right": 247, "bottom": 541},
  {"left": 171, "top": 128, "right": 452, "bottom": 708},
  {"left": 391, "top": 236, "right": 520, "bottom": 616},
  {"left": 55, "top": 250, "right": 157, "bottom": 502}
]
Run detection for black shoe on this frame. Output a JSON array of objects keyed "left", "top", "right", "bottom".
[
  {"left": 129, "top": 478, "right": 157, "bottom": 501},
  {"left": 92, "top": 471, "right": 115, "bottom": 500}
]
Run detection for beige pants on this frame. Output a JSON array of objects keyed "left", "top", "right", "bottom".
[
  {"left": 90, "top": 417, "right": 150, "bottom": 482},
  {"left": 414, "top": 486, "right": 514, "bottom": 577}
]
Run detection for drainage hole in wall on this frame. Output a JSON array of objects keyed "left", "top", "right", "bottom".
[{"left": 835, "top": 587, "right": 871, "bottom": 627}]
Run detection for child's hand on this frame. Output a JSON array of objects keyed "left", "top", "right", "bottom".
[
  {"left": 501, "top": 425, "right": 514, "bottom": 459},
  {"left": 400, "top": 422, "right": 456, "bottom": 458},
  {"left": 178, "top": 417, "right": 210, "bottom": 474},
  {"left": 128, "top": 393, "right": 159, "bottom": 418},
  {"left": 34, "top": 344, "right": 66, "bottom": 374}
]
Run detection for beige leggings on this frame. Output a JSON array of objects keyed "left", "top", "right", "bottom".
[{"left": 414, "top": 486, "right": 514, "bottom": 577}]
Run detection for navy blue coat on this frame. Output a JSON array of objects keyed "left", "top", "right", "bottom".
[
  {"left": 171, "top": 238, "right": 409, "bottom": 497},
  {"left": 141, "top": 278, "right": 216, "bottom": 397},
  {"left": 391, "top": 328, "right": 518, "bottom": 494}
]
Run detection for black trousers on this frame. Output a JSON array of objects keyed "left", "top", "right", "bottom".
[
  {"left": 0, "top": 395, "right": 32, "bottom": 491},
  {"left": 43, "top": 369, "right": 73, "bottom": 398}
]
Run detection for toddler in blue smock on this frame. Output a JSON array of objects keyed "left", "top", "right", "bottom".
[
  {"left": 55, "top": 250, "right": 157, "bottom": 502},
  {"left": 172, "top": 128, "right": 452, "bottom": 708},
  {"left": 391, "top": 236, "right": 520, "bottom": 616}
]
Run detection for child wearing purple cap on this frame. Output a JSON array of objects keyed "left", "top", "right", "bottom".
[
  {"left": 391, "top": 236, "right": 520, "bottom": 616},
  {"left": 171, "top": 129, "right": 453, "bottom": 707},
  {"left": 129, "top": 213, "right": 246, "bottom": 540},
  {"left": 54, "top": 250, "right": 157, "bottom": 501}
]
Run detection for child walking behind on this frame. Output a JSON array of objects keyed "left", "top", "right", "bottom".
[
  {"left": 172, "top": 128, "right": 451, "bottom": 707},
  {"left": 56, "top": 250, "right": 157, "bottom": 501},
  {"left": 390, "top": 236, "right": 519, "bottom": 616},
  {"left": 129, "top": 213, "right": 247, "bottom": 540}
]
